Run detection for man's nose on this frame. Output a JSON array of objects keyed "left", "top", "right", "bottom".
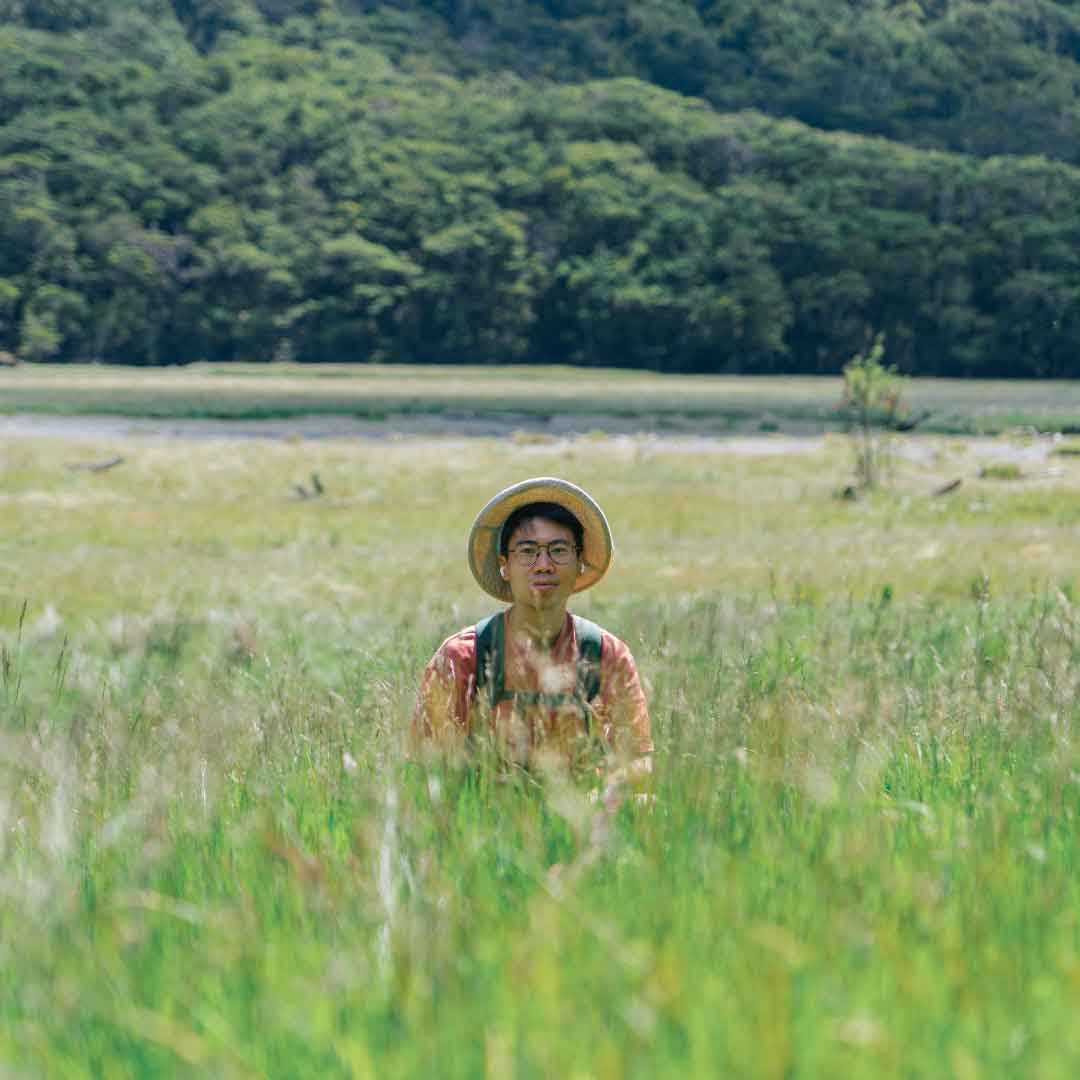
[{"left": 534, "top": 548, "right": 556, "bottom": 569}]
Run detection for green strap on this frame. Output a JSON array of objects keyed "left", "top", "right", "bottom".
[
  {"left": 474, "top": 612, "right": 505, "bottom": 707},
  {"left": 572, "top": 615, "right": 603, "bottom": 701},
  {"left": 474, "top": 612, "right": 604, "bottom": 719}
]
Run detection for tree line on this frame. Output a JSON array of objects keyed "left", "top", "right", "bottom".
[{"left": 2, "top": 0, "right": 1080, "bottom": 375}]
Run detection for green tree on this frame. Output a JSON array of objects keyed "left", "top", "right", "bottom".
[
  {"left": 296, "top": 233, "right": 420, "bottom": 361},
  {"left": 415, "top": 211, "right": 537, "bottom": 362},
  {"left": 81, "top": 216, "right": 188, "bottom": 364},
  {"left": 841, "top": 334, "right": 907, "bottom": 490},
  {"left": 0, "top": 0, "right": 102, "bottom": 31},
  {"left": 171, "top": 0, "right": 259, "bottom": 52},
  {"left": 18, "top": 285, "right": 87, "bottom": 362},
  {"left": 0, "top": 279, "right": 20, "bottom": 349}
]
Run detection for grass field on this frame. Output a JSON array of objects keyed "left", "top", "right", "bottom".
[
  {"left": 2, "top": 426, "right": 1080, "bottom": 1076},
  {"left": 5, "top": 363, "right": 1080, "bottom": 435}
]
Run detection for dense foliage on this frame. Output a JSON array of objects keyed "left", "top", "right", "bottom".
[{"left": 4, "top": 0, "right": 1080, "bottom": 374}]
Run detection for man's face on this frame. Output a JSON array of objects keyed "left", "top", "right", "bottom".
[{"left": 498, "top": 516, "right": 580, "bottom": 611}]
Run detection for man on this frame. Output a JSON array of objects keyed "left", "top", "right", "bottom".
[{"left": 413, "top": 477, "right": 652, "bottom": 790}]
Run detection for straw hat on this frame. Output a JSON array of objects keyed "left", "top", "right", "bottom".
[{"left": 468, "top": 477, "right": 613, "bottom": 602}]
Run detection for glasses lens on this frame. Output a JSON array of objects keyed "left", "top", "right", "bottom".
[
  {"left": 512, "top": 543, "right": 539, "bottom": 564},
  {"left": 548, "top": 542, "right": 574, "bottom": 564},
  {"left": 511, "top": 541, "right": 576, "bottom": 565}
]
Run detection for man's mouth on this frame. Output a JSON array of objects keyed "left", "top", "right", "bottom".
[{"left": 530, "top": 579, "right": 558, "bottom": 590}]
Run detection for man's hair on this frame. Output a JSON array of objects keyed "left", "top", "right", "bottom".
[{"left": 499, "top": 501, "right": 584, "bottom": 556}]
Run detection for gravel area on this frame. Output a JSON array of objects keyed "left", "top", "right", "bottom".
[{"left": 0, "top": 413, "right": 1063, "bottom": 465}]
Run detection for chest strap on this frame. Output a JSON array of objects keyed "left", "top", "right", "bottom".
[{"left": 474, "top": 612, "right": 603, "bottom": 719}]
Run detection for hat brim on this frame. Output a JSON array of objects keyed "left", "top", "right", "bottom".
[{"left": 468, "top": 477, "right": 613, "bottom": 602}]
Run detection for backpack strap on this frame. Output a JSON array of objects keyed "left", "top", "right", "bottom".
[
  {"left": 572, "top": 615, "right": 603, "bottom": 702},
  {"left": 474, "top": 611, "right": 504, "bottom": 708},
  {"left": 473, "top": 611, "right": 604, "bottom": 710}
]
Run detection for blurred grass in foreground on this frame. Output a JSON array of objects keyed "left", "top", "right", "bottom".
[
  {"left": 1, "top": 433, "right": 1079, "bottom": 1076},
  {"left": 5, "top": 363, "right": 1080, "bottom": 434}
]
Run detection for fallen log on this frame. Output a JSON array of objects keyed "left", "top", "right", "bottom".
[{"left": 65, "top": 456, "right": 125, "bottom": 473}]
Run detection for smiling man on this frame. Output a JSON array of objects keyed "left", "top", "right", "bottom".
[{"left": 413, "top": 477, "right": 652, "bottom": 788}]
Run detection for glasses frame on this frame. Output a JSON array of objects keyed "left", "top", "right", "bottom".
[{"left": 507, "top": 540, "right": 580, "bottom": 567}]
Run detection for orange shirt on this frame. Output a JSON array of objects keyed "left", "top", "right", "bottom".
[{"left": 413, "top": 611, "right": 652, "bottom": 767}]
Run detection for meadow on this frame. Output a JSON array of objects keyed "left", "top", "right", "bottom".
[
  {"left": 2, "top": 420, "right": 1080, "bottom": 1077},
  {"left": 6, "top": 364, "right": 1080, "bottom": 435}
]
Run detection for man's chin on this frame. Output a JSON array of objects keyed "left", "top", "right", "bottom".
[{"left": 526, "top": 586, "right": 562, "bottom": 607}]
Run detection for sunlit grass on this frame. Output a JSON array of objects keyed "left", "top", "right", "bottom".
[
  {"left": 2, "top": 431, "right": 1080, "bottom": 1075},
  {"left": 5, "top": 363, "right": 1080, "bottom": 434}
]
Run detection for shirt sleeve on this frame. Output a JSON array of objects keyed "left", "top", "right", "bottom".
[
  {"left": 596, "top": 633, "right": 653, "bottom": 758},
  {"left": 411, "top": 629, "right": 477, "bottom": 748}
]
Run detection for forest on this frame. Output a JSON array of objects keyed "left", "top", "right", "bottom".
[{"left": 3, "top": 0, "right": 1080, "bottom": 375}]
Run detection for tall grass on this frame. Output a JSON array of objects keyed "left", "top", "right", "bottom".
[{"left": 1, "top": 434, "right": 1079, "bottom": 1075}]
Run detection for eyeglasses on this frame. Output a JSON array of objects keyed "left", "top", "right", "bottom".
[{"left": 508, "top": 540, "right": 579, "bottom": 566}]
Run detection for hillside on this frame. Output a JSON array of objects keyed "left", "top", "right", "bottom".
[{"left": 2, "top": 0, "right": 1080, "bottom": 375}]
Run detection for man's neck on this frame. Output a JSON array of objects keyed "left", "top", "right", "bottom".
[{"left": 507, "top": 603, "right": 567, "bottom": 651}]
